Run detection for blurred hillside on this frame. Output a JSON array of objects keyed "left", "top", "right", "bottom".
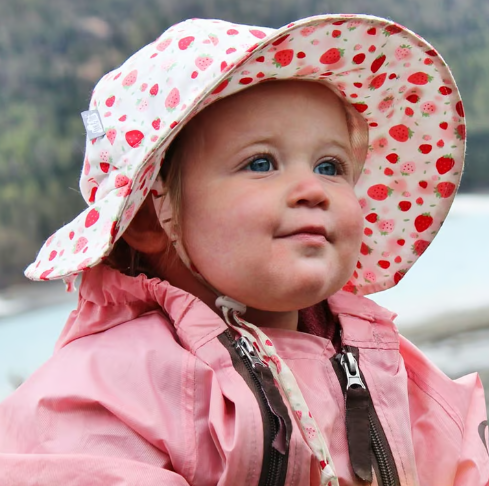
[{"left": 1, "top": 0, "right": 488, "bottom": 288}]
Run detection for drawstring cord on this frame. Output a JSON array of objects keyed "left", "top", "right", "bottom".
[{"left": 219, "top": 300, "right": 338, "bottom": 486}]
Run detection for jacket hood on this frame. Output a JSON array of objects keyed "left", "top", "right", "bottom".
[{"left": 56, "top": 264, "right": 397, "bottom": 352}]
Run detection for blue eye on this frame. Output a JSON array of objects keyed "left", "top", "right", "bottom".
[
  {"left": 314, "top": 160, "right": 339, "bottom": 176},
  {"left": 245, "top": 156, "right": 274, "bottom": 172}
]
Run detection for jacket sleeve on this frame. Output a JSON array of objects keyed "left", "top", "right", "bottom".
[
  {"left": 401, "top": 335, "right": 489, "bottom": 485},
  {"left": 452, "top": 373, "right": 489, "bottom": 485},
  {"left": 0, "top": 313, "right": 203, "bottom": 485},
  {"left": 0, "top": 454, "right": 191, "bottom": 486}
]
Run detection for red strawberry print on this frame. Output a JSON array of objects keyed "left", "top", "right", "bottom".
[
  {"left": 296, "top": 51, "right": 306, "bottom": 59},
  {"left": 412, "top": 240, "right": 429, "bottom": 256},
  {"left": 398, "top": 201, "right": 412, "bottom": 211},
  {"left": 389, "top": 124, "right": 412, "bottom": 142},
  {"left": 119, "top": 115, "right": 127, "bottom": 122},
  {"left": 418, "top": 144, "right": 432, "bottom": 154},
  {"left": 239, "top": 77, "right": 253, "bottom": 85},
  {"left": 378, "top": 260, "right": 390, "bottom": 269},
  {"left": 165, "top": 88, "right": 180, "bottom": 111},
  {"left": 367, "top": 184, "right": 392, "bottom": 200},
  {"left": 272, "top": 34, "right": 289, "bottom": 46},
  {"left": 100, "top": 162, "right": 110, "bottom": 173},
  {"left": 320, "top": 48, "right": 344, "bottom": 64},
  {"left": 370, "top": 54, "right": 386, "bottom": 73},
  {"left": 367, "top": 27, "right": 376, "bottom": 35},
  {"left": 106, "top": 128, "right": 116, "bottom": 145},
  {"left": 455, "top": 125, "right": 466, "bottom": 140},
  {"left": 456, "top": 101, "right": 465, "bottom": 117},
  {"left": 149, "top": 84, "right": 159, "bottom": 96},
  {"left": 408, "top": 72, "right": 432, "bottom": 85},
  {"left": 195, "top": 55, "right": 213, "bottom": 71},
  {"left": 405, "top": 107, "right": 414, "bottom": 117},
  {"left": 416, "top": 197, "right": 424, "bottom": 205},
  {"left": 394, "top": 270, "right": 406, "bottom": 284},
  {"left": 85, "top": 208, "right": 100, "bottom": 228},
  {"left": 384, "top": 24, "right": 402, "bottom": 36},
  {"left": 125, "top": 130, "right": 144, "bottom": 148},
  {"left": 352, "top": 53, "right": 365, "bottom": 64},
  {"left": 178, "top": 36, "right": 194, "bottom": 50},
  {"left": 386, "top": 153, "right": 399, "bottom": 164},
  {"left": 332, "top": 29, "right": 341, "bottom": 38},
  {"left": 352, "top": 102, "right": 368, "bottom": 113},
  {"left": 365, "top": 212, "right": 379, "bottom": 223},
  {"left": 88, "top": 186, "right": 98, "bottom": 203},
  {"left": 425, "top": 49, "right": 438, "bottom": 56},
  {"left": 122, "top": 70, "right": 138, "bottom": 87},
  {"left": 152, "top": 118, "right": 161, "bottom": 130},
  {"left": 406, "top": 94, "right": 419, "bottom": 103},
  {"left": 414, "top": 213, "right": 433, "bottom": 232},
  {"left": 439, "top": 121, "right": 448, "bottom": 130},
  {"left": 384, "top": 168, "right": 394, "bottom": 176},
  {"left": 369, "top": 73, "right": 387, "bottom": 90},
  {"left": 273, "top": 49, "right": 294, "bottom": 67},
  {"left": 105, "top": 95, "right": 115, "bottom": 107},
  {"left": 435, "top": 181, "right": 456, "bottom": 198},
  {"left": 74, "top": 237, "right": 88, "bottom": 254},
  {"left": 49, "top": 250, "right": 57, "bottom": 261},
  {"left": 226, "top": 28, "right": 239, "bottom": 35},
  {"left": 249, "top": 29, "right": 266, "bottom": 39},
  {"left": 360, "top": 242, "right": 373, "bottom": 255},
  {"left": 438, "top": 86, "right": 452, "bottom": 95},
  {"left": 368, "top": 45, "right": 376, "bottom": 53},
  {"left": 436, "top": 155, "right": 455, "bottom": 174},
  {"left": 212, "top": 79, "right": 229, "bottom": 94}
]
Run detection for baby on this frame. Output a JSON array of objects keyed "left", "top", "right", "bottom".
[{"left": 0, "top": 13, "right": 487, "bottom": 486}]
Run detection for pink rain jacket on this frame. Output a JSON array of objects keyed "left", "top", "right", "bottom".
[{"left": 0, "top": 265, "right": 488, "bottom": 485}]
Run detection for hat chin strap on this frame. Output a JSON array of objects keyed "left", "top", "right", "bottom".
[{"left": 151, "top": 176, "right": 248, "bottom": 315}]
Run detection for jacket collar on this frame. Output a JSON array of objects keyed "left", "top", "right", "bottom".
[{"left": 55, "top": 264, "right": 398, "bottom": 353}]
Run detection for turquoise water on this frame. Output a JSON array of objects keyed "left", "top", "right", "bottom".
[
  {"left": 1, "top": 195, "right": 488, "bottom": 400},
  {"left": 0, "top": 303, "right": 73, "bottom": 399}
]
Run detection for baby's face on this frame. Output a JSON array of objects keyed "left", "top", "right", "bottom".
[{"left": 178, "top": 80, "right": 364, "bottom": 312}]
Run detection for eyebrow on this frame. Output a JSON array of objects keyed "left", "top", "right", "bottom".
[{"left": 237, "top": 136, "right": 353, "bottom": 157}]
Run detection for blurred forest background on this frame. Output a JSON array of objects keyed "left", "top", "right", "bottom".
[{"left": 1, "top": 0, "right": 488, "bottom": 289}]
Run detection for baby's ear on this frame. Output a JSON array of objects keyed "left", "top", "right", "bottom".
[{"left": 122, "top": 197, "right": 168, "bottom": 254}]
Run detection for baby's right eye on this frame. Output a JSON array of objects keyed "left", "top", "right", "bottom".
[{"left": 244, "top": 155, "right": 274, "bottom": 172}]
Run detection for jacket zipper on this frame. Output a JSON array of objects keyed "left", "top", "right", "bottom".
[
  {"left": 219, "top": 329, "right": 290, "bottom": 486},
  {"left": 333, "top": 348, "right": 400, "bottom": 486}
]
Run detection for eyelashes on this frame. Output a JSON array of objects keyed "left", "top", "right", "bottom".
[{"left": 242, "top": 151, "right": 351, "bottom": 177}]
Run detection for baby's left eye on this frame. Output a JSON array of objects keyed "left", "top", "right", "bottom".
[{"left": 314, "top": 160, "right": 339, "bottom": 176}]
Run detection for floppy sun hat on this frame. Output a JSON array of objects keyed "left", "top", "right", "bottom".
[{"left": 25, "top": 14, "right": 466, "bottom": 296}]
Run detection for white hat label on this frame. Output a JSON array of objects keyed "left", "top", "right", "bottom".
[{"left": 81, "top": 110, "right": 105, "bottom": 140}]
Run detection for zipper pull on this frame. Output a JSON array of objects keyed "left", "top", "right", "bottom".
[
  {"left": 235, "top": 336, "right": 266, "bottom": 370},
  {"left": 339, "top": 352, "right": 366, "bottom": 390},
  {"left": 337, "top": 350, "right": 372, "bottom": 483}
]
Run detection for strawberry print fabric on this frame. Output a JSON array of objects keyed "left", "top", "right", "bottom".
[{"left": 25, "top": 14, "right": 465, "bottom": 296}]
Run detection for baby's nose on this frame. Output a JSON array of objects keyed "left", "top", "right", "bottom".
[{"left": 286, "top": 172, "right": 330, "bottom": 209}]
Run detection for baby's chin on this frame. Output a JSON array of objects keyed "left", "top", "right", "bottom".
[{"left": 222, "top": 277, "right": 345, "bottom": 313}]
